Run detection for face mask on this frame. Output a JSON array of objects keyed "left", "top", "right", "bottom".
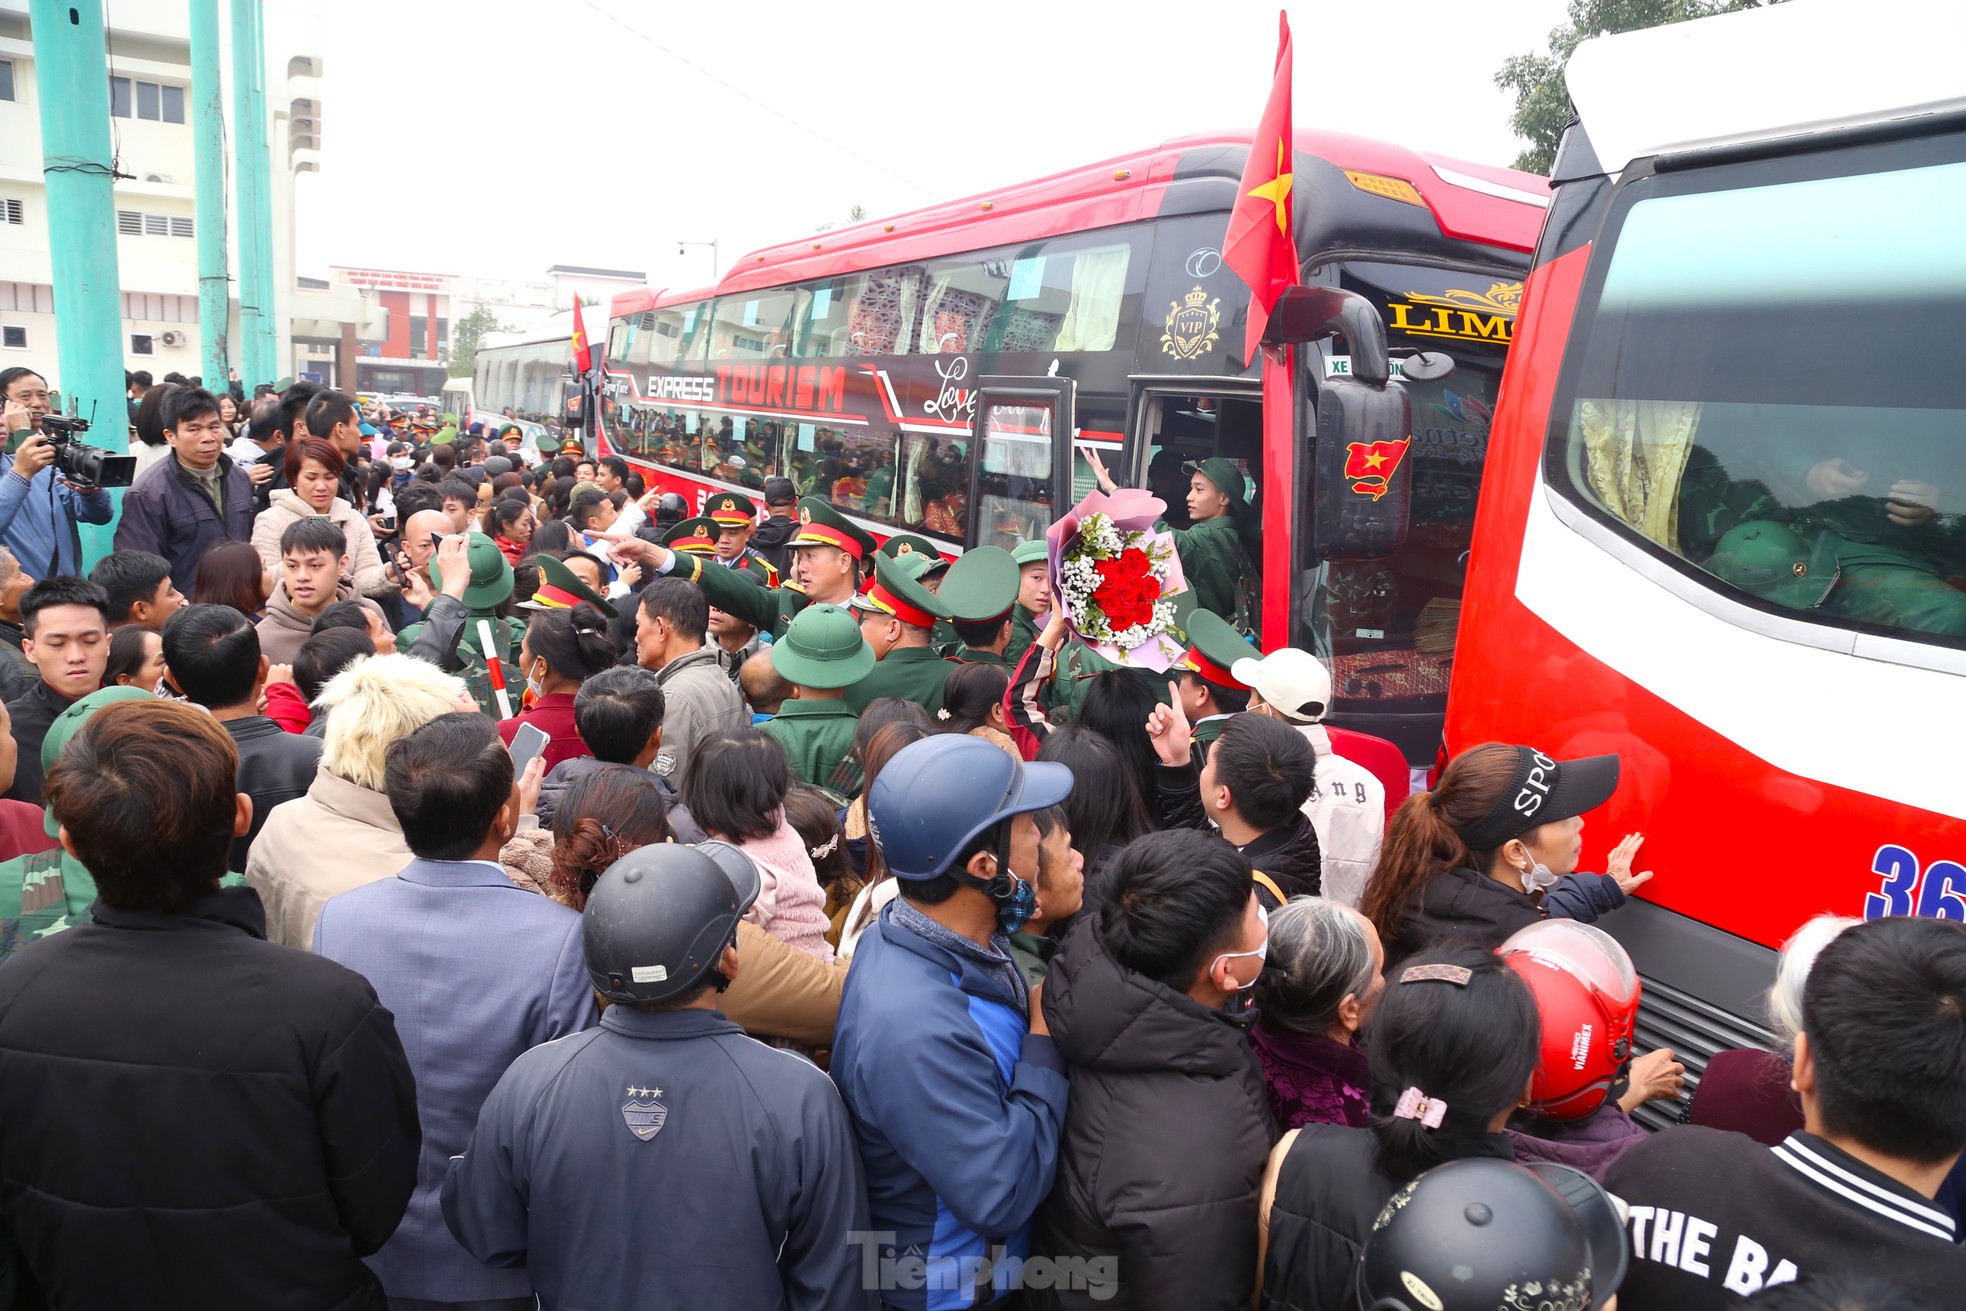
[
  {"left": 1516, "top": 854, "right": 1559, "bottom": 893},
  {"left": 1207, "top": 902, "right": 1269, "bottom": 989},
  {"left": 390, "top": 456, "right": 413, "bottom": 471},
  {"left": 523, "top": 659, "right": 546, "bottom": 708},
  {"left": 993, "top": 869, "right": 1037, "bottom": 935}
]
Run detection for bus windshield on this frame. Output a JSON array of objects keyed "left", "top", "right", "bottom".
[
  {"left": 1312, "top": 260, "right": 1516, "bottom": 753},
  {"left": 1549, "top": 135, "right": 1966, "bottom": 651}
]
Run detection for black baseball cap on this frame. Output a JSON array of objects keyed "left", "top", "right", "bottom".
[
  {"left": 1454, "top": 746, "right": 1620, "bottom": 852},
  {"left": 762, "top": 477, "right": 797, "bottom": 507}
]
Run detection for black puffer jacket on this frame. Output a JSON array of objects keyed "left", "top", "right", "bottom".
[
  {"left": 1388, "top": 866, "right": 1626, "bottom": 966},
  {"left": 1030, "top": 914, "right": 1277, "bottom": 1311},
  {"left": 1154, "top": 760, "right": 1322, "bottom": 908}
]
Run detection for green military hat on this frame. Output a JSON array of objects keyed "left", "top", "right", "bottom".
[
  {"left": 41, "top": 687, "right": 157, "bottom": 838},
  {"left": 857, "top": 551, "right": 950, "bottom": 630},
  {"left": 939, "top": 546, "right": 1020, "bottom": 624},
  {"left": 771, "top": 603, "right": 876, "bottom": 689},
  {"left": 1707, "top": 520, "right": 1838, "bottom": 610},
  {"left": 1179, "top": 608, "right": 1256, "bottom": 690},
  {"left": 704, "top": 490, "right": 758, "bottom": 527},
  {"left": 1183, "top": 456, "right": 1248, "bottom": 506},
  {"left": 569, "top": 480, "right": 604, "bottom": 499},
  {"left": 880, "top": 532, "right": 950, "bottom": 580},
  {"left": 790, "top": 496, "right": 877, "bottom": 562},
  {"left": 661, "top": 515, "right": 719, "bottom": 555},
  {"left": 1010, "top": 539, "right": 1049, "bottom": 568},
  {"left": 429, "top": 532, "right": 515, "bottom": 611},
  {"left": 520, "top": 551, "right": 617, "bottom": 618}
]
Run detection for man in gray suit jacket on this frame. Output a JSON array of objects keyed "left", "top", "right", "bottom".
[{"left": 315, "top": 711, "right": 597, "bottom": 1311}]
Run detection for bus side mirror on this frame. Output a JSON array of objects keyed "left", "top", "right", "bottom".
[
  {"left": 561, "top": 379, "right": 583, "bottom": 427},
  {"left": 1312, "top": 376, "right": 1413, "bottom": 561}
]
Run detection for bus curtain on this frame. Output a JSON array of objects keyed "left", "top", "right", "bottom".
[
  {"left": 1575, "top": 398, "right": 1703, "bottom": 552},
  {"left": 1054, "top": 247, "right": 1130, "bottom": 352}
]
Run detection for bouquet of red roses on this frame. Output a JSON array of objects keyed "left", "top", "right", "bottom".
[{"left": 1045, "top": 488, "right": 1188, "bottom": 671}]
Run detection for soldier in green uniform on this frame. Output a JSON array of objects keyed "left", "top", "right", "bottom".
[
  {"left": 1086, "top": 451, "right": 1250, "bottom": 622},
  {"left": 845, "top": 552, "right": 958, "bottom": 715},
  {"left": 1175, "top": 608, "right": 1256, "bottom": 753},
  {"left": 624, "top": 497, "right": 873, "bottom": 640},
  {"left": 661, "top": 515, "right": 721, "bottom": 563},
  {"left": 939, "top": 546, "right": 1022, "bottom": 666},
  {"left": 703, "top": 491, "right": 783, "bottom": 587},
  {"left": 880, "top": 532, "right": 958, "bottom": 654},
  {"left": 518, "top": 552, "right": 617, "bottom": 619},
  {"left": 398, "top": 532, "right": 525, "bottom": 719},
  {"left": 1004, "top": 539, "right": 1051, "bottom": 671},
  {"left": 760, "top": 604, "right": 872, "bottom": 794}
]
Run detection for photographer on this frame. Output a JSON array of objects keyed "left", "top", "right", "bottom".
[
  {"left": 114, "top": 387, "right": 257, "bottom": 592},
  {"left": 0, "top": 367, "right": 114, "bottom": 580}
]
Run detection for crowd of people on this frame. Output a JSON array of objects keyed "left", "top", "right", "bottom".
[{"left": 0, "top": 366, "right": 1963, "bottom": 1311}]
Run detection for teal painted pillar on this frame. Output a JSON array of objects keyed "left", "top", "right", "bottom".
[
  {"left": 189, "top": 0, "right": 229, "bottom": 387},
  {"left": 30, "top": 0, "right": 128, "bottom": 565},
  {"left": 245, "top": 0, "right": 277, "bottom": 382},
  {"left": 229, "top": 0, "right": 269, "bottom": 390}
]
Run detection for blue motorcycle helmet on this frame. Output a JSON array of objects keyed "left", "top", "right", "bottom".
[{"left": 866, "top": 735, "right": 1074, "bottom": 929}]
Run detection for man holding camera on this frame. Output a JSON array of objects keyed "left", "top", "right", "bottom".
[
  {"left": 115, "top": 387, "right": 257, "bottom": 591},
  {"left": 0, "top": 367, "right": 114, "bottom": 581}
]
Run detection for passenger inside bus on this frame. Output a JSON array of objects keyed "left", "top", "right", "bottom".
[{"left": 1573, "top": 399, "right": 1966, "bottom": 641}]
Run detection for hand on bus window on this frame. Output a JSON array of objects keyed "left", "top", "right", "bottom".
[
  {"left": 1083, "top": 446, "right": 1117, "bottom": 495},
  {"left": 1606, "top": 833, "right": 1652, "bottom": 895},
  {"left": 1887, "top": 480, "right": 1941, "bottom": 527},
  {"left": 1145, "top": 681, "right": 1192, "bottom": 768},
  {"left": 1617, "top": 1047, "right": 1686, "bottom": 1111},
  {"left": 1804, "top": 457, "right": 1870, "bottom": 502}
]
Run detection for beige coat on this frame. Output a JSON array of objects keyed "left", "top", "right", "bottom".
[
  {"left": 252, "top": 488, "right": 391, "bottom": 599},
  {"left": 246, "top": 763, "right": 411, "bottom": 950}
]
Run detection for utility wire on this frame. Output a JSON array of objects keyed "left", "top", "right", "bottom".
[{"left": 576, "top": 0, "right": 937, "bottom": 199}]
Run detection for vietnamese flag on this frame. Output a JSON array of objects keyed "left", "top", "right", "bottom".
[
  {"left": 1344, "top": 438, "right": 1412, "bottom": 500},
  {"left": 1223, "top": 12, "right": 1298, "bottom": 360},
  {"left": 570, "top": 296, "right": 592, "bottom": 374}
]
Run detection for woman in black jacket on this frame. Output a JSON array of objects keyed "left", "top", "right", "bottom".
[
  {"left": 1257, "top": 946, "right": 1539, "bottom": 1311},
  {"left": 1359, "top": 742, "right": 1647, "bottom": 967}
]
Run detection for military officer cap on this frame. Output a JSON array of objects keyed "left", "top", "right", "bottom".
[
  {"left": 704, "top": 490, "right": 758, "bottom": 527},
  {"left": 771, "top": 603, "right": 876, "bottom": 690},
  {"left": 429, "top": 532, "right": 516, "bottom": 611},
  {"left": 1707, "top": 520, "right": 1838, "bottom": 610},
  {"left": 791, "top": 497, "right": 877, "bottom": 561},
  {"left": 1180, "top": 609, "right": 1256, "bottom": 691},
  {"left": 880, "top": 532, "right": 949, "bottom": 580},
  {"left": 1010, "top": 539, "right": 1049, "bottom": 568},
  {"left": 856, "top": 552, "right": 951, "bottom": 631},
  {"left": 661, "top": 515, "right": 719, "bottom": 555},
  {"left": 520, "top": 551, "right": 617, "bottom": 618},
  {"left": 939, "top": 546, "right": 1021, "bottom": 624},
  {"left": 1183, "top": 456, "right": 1248, "bottom": 506}
]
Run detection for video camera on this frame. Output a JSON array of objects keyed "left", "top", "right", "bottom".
[{"left": 39, "top": 411, "right": 136, "bottom": 489}]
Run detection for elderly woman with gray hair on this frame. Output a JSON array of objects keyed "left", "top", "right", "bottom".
[{"left": 1251, "top": 897, "right": 1387, "bottom": 1129}]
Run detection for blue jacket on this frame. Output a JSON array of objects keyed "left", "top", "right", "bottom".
[
  {"left": 443, "top": 1006, "right": 873, "bottom": 1311},
  {"left": 0, "top": 463, "right": 112, "bottom": 579},
  {"left": 831, "top": 902, "right": 1071, "bottom": 1311},
  {"left": 314, "top": 857, "right": 597, "bottom": 1303}
]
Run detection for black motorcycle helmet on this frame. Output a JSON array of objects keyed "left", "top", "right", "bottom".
[
  {"left": 654, "top": 492, "right": 688, "bottom": 529},
  {"left": 582, "top": 844, "right": 760, "bottom": 1005},
  {"left": 1357, "top": 1158, "right": 1627, "bottom": 1311}
]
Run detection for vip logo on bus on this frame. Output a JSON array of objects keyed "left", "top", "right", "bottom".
[
  {"left": 1161, "top": 287, "right": 1222, "bottom": 362},
  {"left": 1344, "top": 438, "right": 1411, "bottom": 501},
  {"left": 1385, "top": 281, "right": 1522, "bottom": 344}
]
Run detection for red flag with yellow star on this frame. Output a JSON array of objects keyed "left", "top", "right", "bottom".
[
  {"left": 1224, "top": 11, "right": 1297, "bottom": 359},
  {"left": 570, "top": 296, "right": 592, "bottom": 374}
]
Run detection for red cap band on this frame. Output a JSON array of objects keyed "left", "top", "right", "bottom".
[
  {"left": 530, "top": 583, "right": 583, "bottom": 610},
  {"left": 794, "top": 522, "right": 863, "bottom": 559},
  {"left": 861, "top": 582, "right": 938, "bottom": 630},
  {"left": 670, "top": 534, "right": 715, "bottom": 555},
  {"left": 1183, "top": 646, "right": 1247, "bottom": 690},
  {"left": 709, "top": 509, "right": 754, "bottom": 526}
]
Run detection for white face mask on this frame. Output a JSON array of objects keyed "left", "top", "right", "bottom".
[
  {"left": 1515, "top": 851, "right": 1559, "bottom": 893},
  {"left": 524, "top": 658, "right": 546, "bottom": 702},
  {"left": 1207, "top": 902, "right": 1269, "bottom": 990},
  {"left": 390, "top": 455, "right": 413, "bottom": 471}
]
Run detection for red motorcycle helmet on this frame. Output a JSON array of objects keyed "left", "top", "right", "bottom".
[{"left": 1498, "top": 920, "right": 1640, "bottom": 1120}]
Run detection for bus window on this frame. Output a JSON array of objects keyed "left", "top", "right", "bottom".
[
  {"left": 917, "top": 239, "right": 1137, "bottom": 358},
  {"left": 896, "top": 434, "right": 972, "bottom": 540},
  {"left": 1144, "top": 393, "right": 1262, "bottom": 626},
  {"left": 918, "top": 255, "right": 1004, "bottom": 356},
  {"left": 976, "top": 402, "right": 1055, "bottom": 549},
  {"left": 795, "top": 267, "right": 926, "bottom": 359},
  {"left": 1552, "top": 147, "right": 1966, "bottom": 651},
  {"left": 707, "top": 290, "right": 801, "bottom": 361}
]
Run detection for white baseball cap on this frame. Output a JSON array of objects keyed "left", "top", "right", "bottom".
[{"left": 1229, "top": 647, "right": 1333, "bottom": 724}]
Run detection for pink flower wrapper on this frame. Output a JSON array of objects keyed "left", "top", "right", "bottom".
[{"left": 1045, "top": 488, "right": 1190, "bottom": 672}]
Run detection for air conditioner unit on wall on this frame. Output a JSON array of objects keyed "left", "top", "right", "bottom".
[
  {"left": 160, "top": 330, "right": 185, "bottom": 346},
  {"left": 143, "top": 173, "right": 172, "bottom": 184}
]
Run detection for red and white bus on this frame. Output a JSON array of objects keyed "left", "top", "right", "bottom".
[
  {"left": 598, "top": 130, "right": 1547, "bottom": 763},
  {"left": 1442, "top": 0, "right": 1966, "bottom": 1100}
]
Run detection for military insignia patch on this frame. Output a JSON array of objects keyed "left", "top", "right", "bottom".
[
  {"left": 799, "top": 505, "right": 813, "bottom": 524},
  {"left": 621, "top": 1085, "right": 668, "bottom": 1142}
]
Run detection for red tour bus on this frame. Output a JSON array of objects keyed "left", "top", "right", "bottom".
[
  {"left": 599, "top": 130, "right": 1547, "bottom": 764},
  {"left": 1443, "top": 0, "right": 1966, "bottom": 1109}
]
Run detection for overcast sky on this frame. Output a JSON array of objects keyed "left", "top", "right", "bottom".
[{"left": 299, "top": 0, "right": 1572, "bottom": 287}]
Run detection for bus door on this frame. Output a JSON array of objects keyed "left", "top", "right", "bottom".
[
  {"left": 966, "top": 377, "right": 1075, "bottom": 552},
  {"left": 1124, "top": 377, "right": 1263, "bottom": 620}
]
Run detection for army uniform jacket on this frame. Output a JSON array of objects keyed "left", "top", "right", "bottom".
[
  {"left": 762, "top": 698, "right": 860, "bottom": 793},
  {"left": 688, "top": 553, "right": 812, "bottom": 639},
  {"left": 844, "top": 646, "right": 956, "bottom": 716}
]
